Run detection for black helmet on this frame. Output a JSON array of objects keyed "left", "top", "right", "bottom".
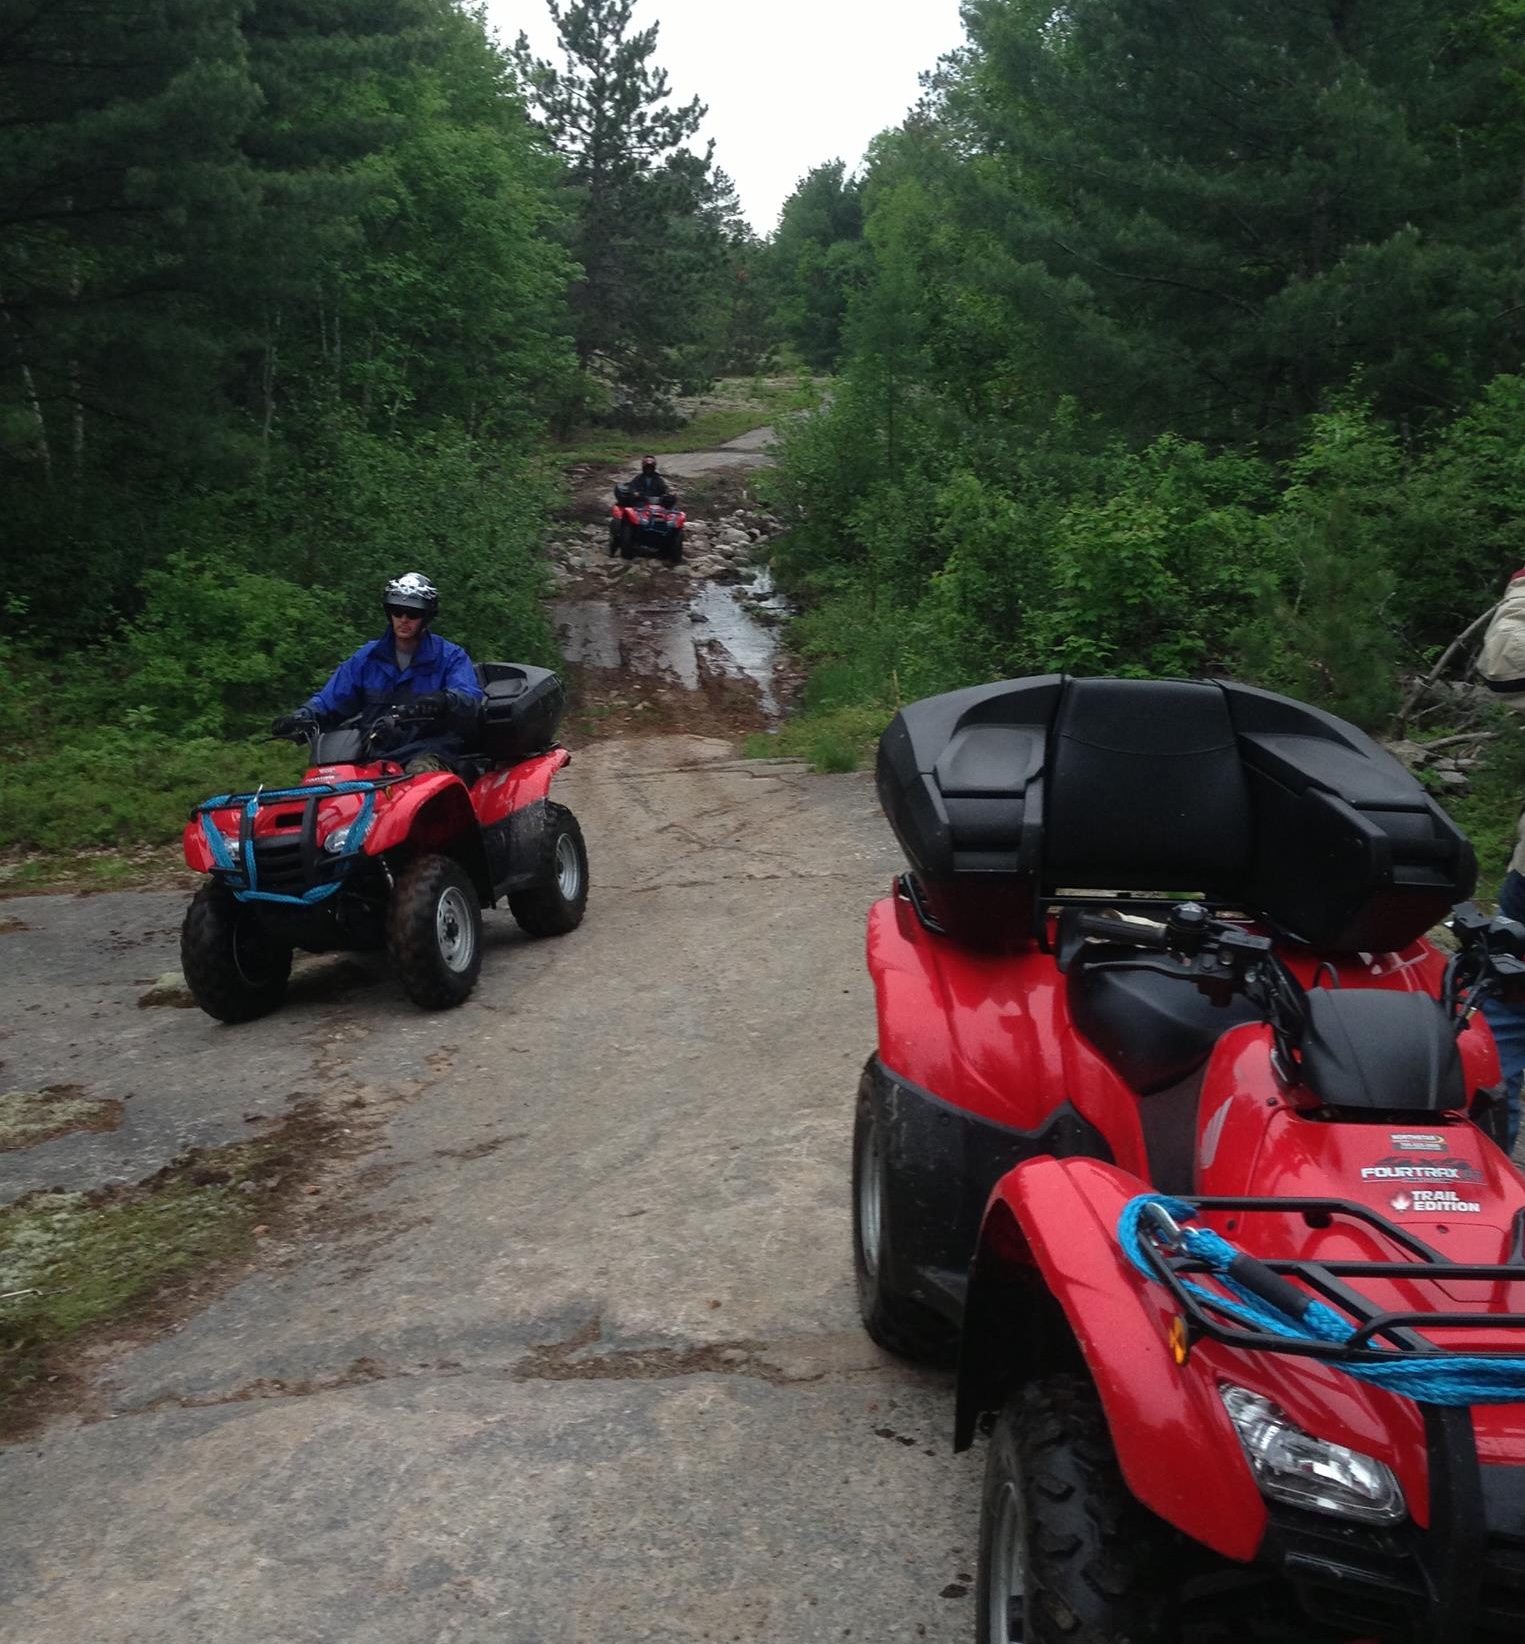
[
  {"left": 641, "top": 455, "right": 657, "bottom": 472},
  {"left": 383, "top": 571, "right": 439, "bottom": 620}
]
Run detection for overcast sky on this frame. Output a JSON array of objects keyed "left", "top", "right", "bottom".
[{"left": 487, "top": 0, "right": 969, "bottom": 233}]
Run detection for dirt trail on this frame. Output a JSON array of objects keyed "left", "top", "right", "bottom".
[
  {"left": 0, "top": 434, "right": 984, "bottom": 1641},
  {"left": 550, "top": 429, "right": 798, "bottom": 741}
]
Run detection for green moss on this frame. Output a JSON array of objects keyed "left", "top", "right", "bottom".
[
  {"left": 0, "top": 1090, "right": 120, "bottom": 1153},
  {"left": 0, "top": 730, "right": 305, "bottom": 853},
  {"left": 552, "top": 377, "right": 819, "bottom": 467},
  {"left": 0, "top": 1132, "right": 315, "bottom": 1426}
]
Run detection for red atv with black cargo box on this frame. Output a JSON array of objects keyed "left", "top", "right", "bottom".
[
  {"left": 854, "top": 674, "right": 1525, "bottom": 1644},
  {"left": 181, "top": 663, "right": 586, "bottom": 1021}
]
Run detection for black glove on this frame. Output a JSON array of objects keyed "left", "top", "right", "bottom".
[
  {"left": 271, "top": 710, "right": 316, "bottom": 739},
  {"left": 397, "top": 691, "right": 449, "bottom": 721}
]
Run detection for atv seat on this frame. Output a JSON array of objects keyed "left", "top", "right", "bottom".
[
  {"left": 877, "top": 675, "right": 1475, "bottom": 953},
  {"left": 1067, "top": 946, "right": 1263, "bottom": 1096}
]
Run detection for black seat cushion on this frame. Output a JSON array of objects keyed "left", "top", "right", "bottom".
[
  {"left": 1298, "top": 990, "right": 1465, "bottom": 1112},
  {"left": 1045, "top": 679, "right": 1252, "bottom": 892},
  {"left": 1069, "top": 951, "right": 1262, "bottom": 1094}
]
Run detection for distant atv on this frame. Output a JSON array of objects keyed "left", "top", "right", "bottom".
[
  {"left": 610, "top": 482, "right": 686, "bottom": 563},
  {"left": 180, "top": 664, "right": 587, "bottom": 1020}
]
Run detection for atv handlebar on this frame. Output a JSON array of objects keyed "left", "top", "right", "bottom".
[
  {"left": 1071, "top": 912, "right": 1171, "bottom": 950},
  {"left": 1064, "top": 903, "right": 1283, "bottom": 1013},
  {"left": 1070, "top": 904, "right": 1272, "bottom": 965},
  {"left": 1444, "top": 903, "right": 1525, "bottom": 1021}
]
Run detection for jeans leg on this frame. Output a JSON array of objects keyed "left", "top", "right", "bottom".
[{"left": 1481, "top": 870, "right": 1525, "bottom": 1152}]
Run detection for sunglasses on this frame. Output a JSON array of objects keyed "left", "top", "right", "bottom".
[{"left": 386, "top": 606, "right": 423, "bottom": 620}]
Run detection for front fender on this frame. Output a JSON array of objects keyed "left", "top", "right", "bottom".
[
  {"left": 365, "top": 774, "right": 490, "bottom": 899},
  {"left": 962, "top": 1156, "right": 1268, "bottom": 1561}
]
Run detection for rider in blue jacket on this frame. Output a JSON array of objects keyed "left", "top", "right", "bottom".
[{"left": 272, "top": 573, "right": 484, "bottom": 772}]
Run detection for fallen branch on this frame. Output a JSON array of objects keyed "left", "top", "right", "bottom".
[
  {"left": 1396, "top": 603, "right": 1499, "bottom": 734},
  {"left": 1418, "top": 732, "right": 1499, "bottom": 755}
]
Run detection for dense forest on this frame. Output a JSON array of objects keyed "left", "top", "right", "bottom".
[
  {"left": 0, "top": 0, "right": 766, "bottom": 850},
  {"left": 759, "top": 0, "right": 1525, "bottom": 871},
  {"left": 7, "top": 0, "right": 1525, "bottom": 876}
]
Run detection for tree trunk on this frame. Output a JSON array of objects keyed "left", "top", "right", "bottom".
[
  {"left": 260, "top": 310, "right": 281, "bottom": 474},
  {"left": 0, "top": 281, "right": 52, "bottom": 484}
]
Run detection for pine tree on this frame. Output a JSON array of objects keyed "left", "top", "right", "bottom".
[
  {"left": 514, "top": 0, "right": 716, "bottom": 402},
  {"left": 953, "top": 0, "right": 1525, "bottom": 447},
  {"left": 768, "top": 161, "right": 866, "bottom": 368}
]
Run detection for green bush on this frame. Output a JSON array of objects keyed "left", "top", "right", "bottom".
[
  {"left": 0, "top": 729, "right": 303, "bottom": 852},
  {"left": 125, "top": 557, "right": 355, "bottom": 740}
]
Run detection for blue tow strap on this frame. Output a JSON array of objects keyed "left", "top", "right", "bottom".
[{"left": 1120, "top": 1193, "right": 1525, "bottom": 1404}]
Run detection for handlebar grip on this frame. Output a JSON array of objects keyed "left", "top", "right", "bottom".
[
  {"left": 1225, "top": 1253, "right": 1312, "bottom": 1321},
  {"left": 1074, "top": 913, "right": 1170, "bottom": 950}
]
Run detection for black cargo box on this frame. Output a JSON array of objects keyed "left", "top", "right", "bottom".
[
  {"left": 877, "top": 675, "right": 1475, "bottom": 954},
  {"left": 476, "top": 662, "right": 565, "bottom": 761}
]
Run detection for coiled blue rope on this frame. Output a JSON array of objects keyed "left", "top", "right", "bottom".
[
  {"left": 1119, "top": 1193, "right": 1525, "bottom": 1404},
  {"left": 199, "top": 785, "right": 377, "bottom": 906}
]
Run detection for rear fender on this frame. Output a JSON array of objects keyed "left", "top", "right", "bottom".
[
  {"left": 365, "top": 774, "right": 491, "bottom": 901},
  {"left": 469, "top": 749, "right": 572, "bottom": 897},
  {"left": 959, "top": 1155, "right": 1268, "bottom": 1561},
  {"left": 472, "top": 748, "right": 571, "bottom": 824}
]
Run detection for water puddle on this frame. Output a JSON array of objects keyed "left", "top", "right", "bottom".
[
  {"left": 691, "top": 570, "right": 788, "bottom": 717},
  {"left": 552, "top": 565, "right": 790, "bottom": 723}
]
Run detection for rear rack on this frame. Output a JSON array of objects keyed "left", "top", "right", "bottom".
[{"left": 1144, "top": 1195, "right": 1525, "bottom": 1363}]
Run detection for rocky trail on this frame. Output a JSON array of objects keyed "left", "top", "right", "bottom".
[
  {"left": 548, "top": 428, "right": 799, "bottom": 740},
  {"left": 0, "top": 428, "right": 982, "bottom": 1642}
]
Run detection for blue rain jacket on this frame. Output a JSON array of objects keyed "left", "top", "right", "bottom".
[{"left": 304, "top": 628, "right": 484, "bottom": 763}]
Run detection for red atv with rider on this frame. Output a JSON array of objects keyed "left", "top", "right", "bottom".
[
  {"left": 180, "top": 663, "right": 586, "bottom": 1020},
  {"left": 610, "top": 483, "right": 686, "bottom": 563},
  {"left": 855, "top": 674, "right": 1525, "bottom": 1643}
]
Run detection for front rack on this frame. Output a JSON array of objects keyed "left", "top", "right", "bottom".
[
  {"left": 195, "top": 777, "right": 409, "bottom": 904},
  {"left": 1143, "top": 1195, "right": 1525, "bottom": 1363}
]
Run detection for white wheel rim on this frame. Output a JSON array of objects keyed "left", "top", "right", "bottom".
[
  {"left": 554, "top": 832, "right": 582, "bottom": 900},
  {"left": 987, "top": 1478, "right": 1026, "bottom": 1643},
  {"left": 858, "top": 1119, "right": 883, "bottom": 1277},
  {"left": 436, "top": 885, "right": 476, "bottom": 972}
]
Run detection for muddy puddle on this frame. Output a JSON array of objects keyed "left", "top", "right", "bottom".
[{"left": 552, "top": 564, "right": 791, "bottom": 727}]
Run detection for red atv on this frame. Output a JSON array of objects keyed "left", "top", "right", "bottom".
[
  {"left": 610, "top": 482, "right": 686, "bottom": 563},
  {"left": 180, "top": 663, "right": 587, "bottom": 1021},
  {"left": 856, "top": 675, "right": 1525, "bottom": 1643}
]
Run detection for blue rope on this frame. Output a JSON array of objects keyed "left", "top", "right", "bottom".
[
  {"left": 1120, "top": 1193, "right": 1525, "bottom": 1404},
  {"left": 199, "top": 787, "right": 378, "bottom": 907},
  {"left": 196, "top": 779, "right": 386, "bottom": 812}
]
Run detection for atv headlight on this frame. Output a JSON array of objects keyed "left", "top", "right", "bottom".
[
  {"left": 1219, "top": 1385, "right": 1405, "bottom": 1525},
  {"left": 323, "top": 827, "right": 352, "bottom": 855}
]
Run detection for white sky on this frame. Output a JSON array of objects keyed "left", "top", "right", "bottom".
[{"left": 486, "top": 0, "right": 969, "bottom": 232}]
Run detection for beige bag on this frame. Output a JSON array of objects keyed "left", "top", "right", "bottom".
[{"left": 1477, "top": 575, "right": 1525, "bottom": 713}]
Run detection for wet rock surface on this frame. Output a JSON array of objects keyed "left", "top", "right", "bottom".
[
  {"left": 1, "top": 721, "right": 980, "bottom": 1638},
  {"left": 0, "top": 423, "right": 985, "bottom": 1642}
]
